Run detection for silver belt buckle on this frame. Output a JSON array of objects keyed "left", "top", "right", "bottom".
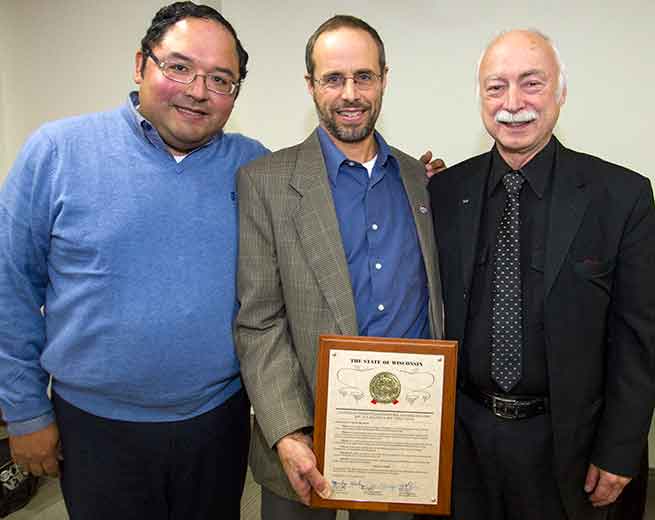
[{"left": 492, "top": 395, "right": 521, "bottom": 419}]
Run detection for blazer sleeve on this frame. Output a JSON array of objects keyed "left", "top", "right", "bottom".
[
  {"left": 234, "top": 163, "right": 314, "bottom": 449},
  {"left": 592, "top": 178, "right": 655, "bottom": 476}
]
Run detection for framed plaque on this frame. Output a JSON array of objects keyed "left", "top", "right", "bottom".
[{"left": 311, "top": 335, "right": 458, "bottom": 515}]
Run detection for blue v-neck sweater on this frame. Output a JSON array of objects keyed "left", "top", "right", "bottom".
[{"left": 0, "top": 95, "right": 268, "bottom": 433}]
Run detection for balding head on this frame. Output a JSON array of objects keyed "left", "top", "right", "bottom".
[
  {"left": 476, "top": 29, "right": 566, "bottom": 101},
  {"left": 476, "top": 29, "right": 567, "bottom": 170}
]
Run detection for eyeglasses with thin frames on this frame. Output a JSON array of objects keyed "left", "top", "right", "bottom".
[
  {"left": 145, "top": 48, "right": 241, "bottom": 96},
  {"left": 312, "top": 71, "right": 383, "bottom": 91}
]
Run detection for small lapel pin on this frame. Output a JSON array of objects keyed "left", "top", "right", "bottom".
[
  {"left": 418, "top": 205, "right": 429, "bottom": 214},
  {"left": 462, "top": 198, "right": 470, "bottom": 205}
]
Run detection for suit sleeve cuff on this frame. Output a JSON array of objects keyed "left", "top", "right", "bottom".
[{"left": 6, "top": 411, "right": 55, "bottom": 436}]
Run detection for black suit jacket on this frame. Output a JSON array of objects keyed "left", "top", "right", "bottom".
[{"left": 429, "top": 137, "right": 655, "bottom": 519}]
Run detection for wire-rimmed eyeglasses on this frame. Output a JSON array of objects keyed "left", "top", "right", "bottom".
[{"left": 145, "top": 48, "right": 240, "bottom": 96}]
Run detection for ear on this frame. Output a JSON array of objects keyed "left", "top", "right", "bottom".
[
  {"left": 558, "top": 83, "right": 567, "bottom": 106},
  {"left": 305, "top": 74, "right": 315, "bottom": 96},
  {"left": 134, "top": 50, "right": 145, "bottom": 85},
  {"left": 381, "top": 66, "right": 389, "bottom": 91}
]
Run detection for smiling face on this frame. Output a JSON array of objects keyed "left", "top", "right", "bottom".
[
  {"left": 306, "top": 27, "right": 386, "bottom": 158},
  {"left": 479, "top": 30, "right": 566, "bottom": 169},
  {"left": 134, "top": 17, "right": 240, "bottom": 155}
]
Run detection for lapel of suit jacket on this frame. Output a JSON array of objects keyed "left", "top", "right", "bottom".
[
  {"left": 544, "top": 138, "right": 591, "bottom": 297},
  {"left": 395, "top": 150, "right": 444, "bottom": 338},
  {"left": 459, "top": 153, "right": 491, "bottom": 297},
  {"left": 288, "top": 131, "right": 358, "bottom": 335}
]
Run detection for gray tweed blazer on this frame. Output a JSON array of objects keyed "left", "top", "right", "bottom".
[{"left": 235, "top": 130, "right": 444, "bottom": 500}]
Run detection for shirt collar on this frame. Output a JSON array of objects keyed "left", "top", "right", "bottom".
[
  {"left": 316, "top": 126, "right": 395, "bottom": 186},
  {"left": 489, "top": 136, "right": 556, "bottom": 199},
  {"left": 128, "top": 91, "right": 149, "bottom": 130}
]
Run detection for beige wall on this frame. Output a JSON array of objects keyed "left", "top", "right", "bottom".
[
  {"left": 3, "top": 1, "right": 654, "bottom": 182},
  {"left": 223, "top": 0, "right": 654, "bottom": 181},
  {"left": 0, "top": 0, "right": 222, "bottom": 181},
  {"left": 1, "top": 0, "right": 654, "bottom": 464}
]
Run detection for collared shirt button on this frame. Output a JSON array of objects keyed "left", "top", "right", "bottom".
[
  {"left": 377, "top": 304, "right": 385, "bottom": 311},
  {"left": 375, "top": 262, "right": 382, "bottom": 270},
  {"left": 371, "top": 224, "right": 379, "bottom": 231}
]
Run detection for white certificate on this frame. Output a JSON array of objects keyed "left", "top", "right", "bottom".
[{"left": 323, "top": 349, "right": 444, "bottom": 505}]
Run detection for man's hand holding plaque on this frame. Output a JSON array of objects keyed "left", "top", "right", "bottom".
[{"left": 276, "top": 430, "right": 332, "bottom": 505}]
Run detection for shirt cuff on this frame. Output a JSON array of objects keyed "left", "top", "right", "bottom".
[{"left": 6, "top": 411, "right": 55, "bottom": 436}]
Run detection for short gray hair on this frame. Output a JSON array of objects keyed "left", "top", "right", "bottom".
[{"left": 475, "top": 28, "right": 567, "bottom": 102}]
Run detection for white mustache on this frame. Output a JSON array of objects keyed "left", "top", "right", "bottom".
[{"left": 495, "top": 110, "right": 538, "bottom": 124}]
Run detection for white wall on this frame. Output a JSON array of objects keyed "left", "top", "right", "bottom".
[
  {"left": 1, "top": 0, "right": 654, "bottom": 464},
  {"left": 3, "top": 0, "right": 653, "bottom": 181},
  {"left": 0, "top": 0, "right": 222, "bottom": 181},
  {"left": 223, "top": 0, "right": 654, "bottom": 181}
]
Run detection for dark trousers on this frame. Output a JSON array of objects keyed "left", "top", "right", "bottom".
[
  {"left": 449, "top": 392, "right": 568, "bottom": 520},
  {"left": 53, "top": 387, "right": 250, "bottom": 520}
]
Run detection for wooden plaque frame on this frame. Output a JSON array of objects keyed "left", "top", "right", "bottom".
[{"left": 311, "top": 335, "right": 458, "bottom": 515}]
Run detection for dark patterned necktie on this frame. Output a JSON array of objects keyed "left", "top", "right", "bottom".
[{"left": 491, "top": 171, "right": 525, "bottom": 392}]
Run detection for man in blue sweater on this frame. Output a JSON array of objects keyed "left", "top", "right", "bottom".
[{"left": 0, "top": 3, "right": 268, "bottom": 519}]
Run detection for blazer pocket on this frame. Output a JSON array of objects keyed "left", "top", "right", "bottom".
[
  {"left": 573, "top": 258, "right": 615, "bottom": 278},
  {"left": 573, "top": 258, "right": 615, "bottom": 295}
]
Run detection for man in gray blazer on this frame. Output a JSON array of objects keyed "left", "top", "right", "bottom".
[{"left": 235, "top": 14, "right": 444, "bottom": 520}]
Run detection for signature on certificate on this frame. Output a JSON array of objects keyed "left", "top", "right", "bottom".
[{"left": 330, "top": 479, "right": 418, "bottom": 497}]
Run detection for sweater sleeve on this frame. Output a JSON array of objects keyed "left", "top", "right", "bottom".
[{"left": 0, "top": 129, "right": 56, "bottom": 432}]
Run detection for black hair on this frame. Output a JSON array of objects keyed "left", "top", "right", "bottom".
[{"left": 140, "top": 1, "right": 248, "bottom": 80}]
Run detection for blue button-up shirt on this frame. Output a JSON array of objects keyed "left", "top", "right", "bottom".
[{"left": 317, "top": 127, "right": 429, "bottom": 339}]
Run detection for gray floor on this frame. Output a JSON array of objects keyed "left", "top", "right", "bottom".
[
  {"left": 6, "top": 469, "right": 262, "bottom": 520},
  {"left": 6, "top": 471, "right": 655, "bottom": 519}
]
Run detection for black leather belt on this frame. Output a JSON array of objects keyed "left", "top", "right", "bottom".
[{"left": 461, "top": 384, "right": 549, "bottom": 420}]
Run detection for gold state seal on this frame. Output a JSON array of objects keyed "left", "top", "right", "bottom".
[{"left": 369, "top": 371, "right": 401, "bottom": 403}]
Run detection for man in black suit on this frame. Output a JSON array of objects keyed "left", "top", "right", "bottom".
[{"left": 428, "top": 29, "right": 654, "bottom": 520}]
